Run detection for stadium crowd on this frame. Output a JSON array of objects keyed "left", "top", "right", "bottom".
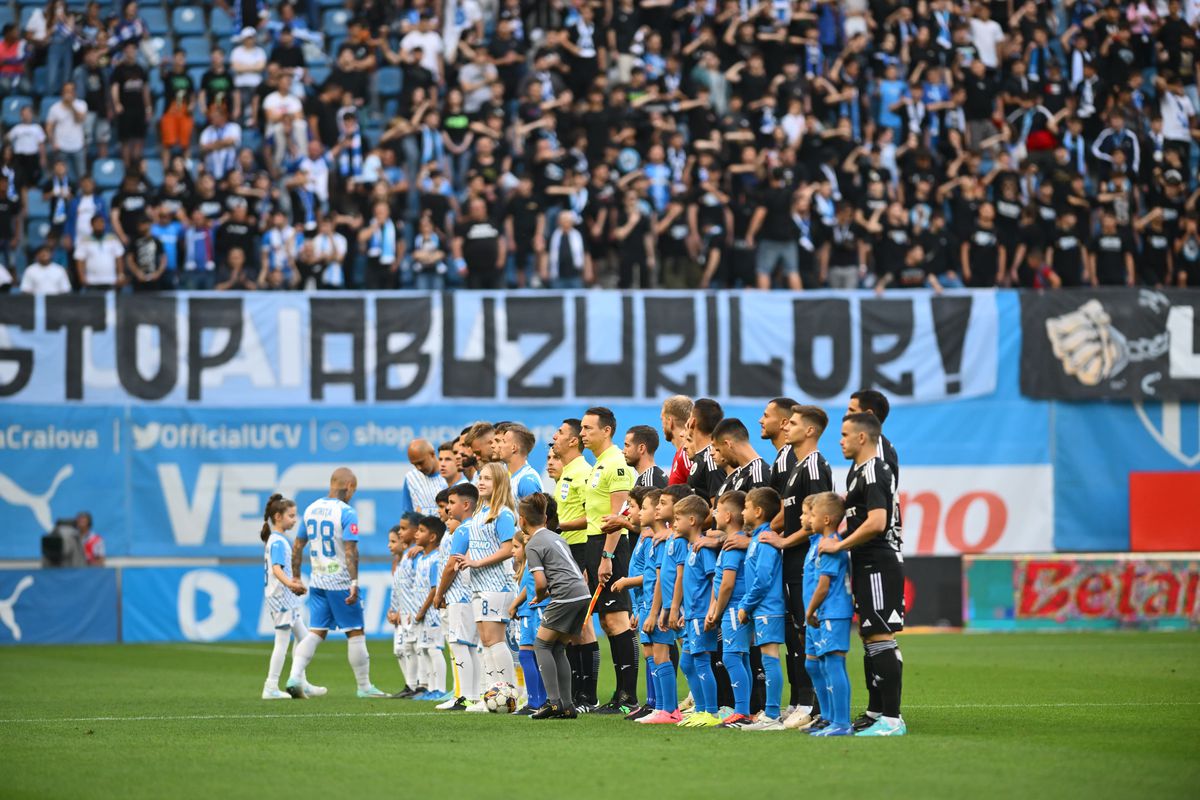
[{"left": 3, "top": 0, "right": 1200, "bottom": 294}]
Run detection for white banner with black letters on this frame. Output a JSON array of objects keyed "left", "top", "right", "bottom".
[{"left": 0, "top": 290, "right": 998, "bottom": 406}]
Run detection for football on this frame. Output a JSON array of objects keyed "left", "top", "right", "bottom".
[{"left": 482, "top": 682, "right": 518, "bottom": 714}]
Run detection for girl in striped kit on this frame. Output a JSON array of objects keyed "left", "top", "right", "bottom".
[{"left": 261, "top": 494, "right": 324, "bottom": 700}]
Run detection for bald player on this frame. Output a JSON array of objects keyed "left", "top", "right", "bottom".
[
  {"left": 399, "top": 439, "right": 449, "bottom": 518},
  {"left": 286, "top": 468, "right": 387, "bottom": 698}
]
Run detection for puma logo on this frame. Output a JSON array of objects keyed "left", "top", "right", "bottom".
[
  {"left": 0, "top": 466, "right": 73, "bottom": 531},
  {"left": 0, "top": 575, "right": 34, "bottom": 641}
]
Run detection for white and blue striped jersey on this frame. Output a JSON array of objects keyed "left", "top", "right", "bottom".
[
  {"left": 446, "top": 519, "right": 473, "bottom": 604},
  {"left": 414, "top": 550, "right": 438, "bottom": 621},
  {"left": 510, "top": 462, "right": 544, "bottom": 499},
  {"left": 264, "top": 531, "right": 300, "bottom": 613},
  {"left": 299, "top": 497, "right": 359, "bottom": 591},
  {"left": 397, "top": 468, "right": 449, "bottom": 518},
  {"left": 468, "top": 505, "right": 517, "bottom": 593},
  {"left": 397, "top": 550, "right": 421, "bottom": 616}
]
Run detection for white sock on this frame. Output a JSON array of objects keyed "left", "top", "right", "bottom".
[
  {"left": 469, "top": 646, "right": 484, "bottom": 698},
  {"left": 450, "top": 642, "right": 477, "bottom": 700},
  {"left": 425, "top": 648, "right": 446, "bottom": 695},
  {"left": 347, "top": 635, "right": 372, "bottom": 690},
  {"left": 266, "top": 628, "right": 290, "bottom": 687},
  {"left": 401, "top": 644, "right": 419, "bottom": 688},
  {"left": 288, "top": 633, "right": 322, "bottom": 683},
  {"left": 291, "top": 620, "right": 312, "bottom": 685},
  {"left": 486, "top": 641, "right": 515, "bottom": 686}
]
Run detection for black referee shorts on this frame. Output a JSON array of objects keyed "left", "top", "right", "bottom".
[
  {"left": 569, "top": 542, "right": 588, "bottom": 578},
  {"left": 851, "top": 553, "right": 905, "bottom": 637},
  {"left": 584, "top": 534, "right": 632, "bottom": 615}
]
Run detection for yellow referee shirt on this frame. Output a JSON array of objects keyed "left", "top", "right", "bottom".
[
  {"left": 555, "top": 455, "right": 592, "bottom": 546},
  {"left": 584, "top": 445, "right": 635, "bottom": 538}
]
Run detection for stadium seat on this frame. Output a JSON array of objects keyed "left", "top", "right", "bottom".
[
  {"left": 37, "top": 95, "right": 55, "bottom": 122},
  {"left": 1, "top": 95, "right": 31, "bottom": 126},
  {"left": 142, "top": 6, "right": 168, "bottom": 35},
  {"left": 93, "top": 158, "right": 125, "bottom": 190},
  {"left": 322, "top": 8, "right": 351, "bottom": 36},
  {"left": 16, "top": 0, "right": 41, "bottom": 7},
  {"left": 0, "top": 5, "right": 14, "bottom": 27},
  {"left": 308, "top": 65, "right": 330, "bottom": 86},
  {"left": 377, "top": 67, "right": 402, "bottom": 98},
  {"left": 179, "top": 35, "right": 210, "bottom": 67},
  {"left": 143, "top": 159, "right": 164, "bottom": 187},
  {"left": 25, "top": 219, "right": 49, "bottom": 252},
  {"left": 17, "top": 4, "right": 35, "bottom": 27},
  {"left": 210, "top": 6, "right": 234, "bottom": 36},
  {"left": 24, "top": 191, "right": 49, "bottom": 220},
  {"left": 214, "top": 35, "right": 231, "bottom": 53},
  {"left": 171, "top": 6, "right": 205, "bottom": 36},
  {"left": 29, "top": 65, "right": 46, "bottom": 96}
]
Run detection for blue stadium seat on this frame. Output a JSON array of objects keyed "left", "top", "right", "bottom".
[
  {"left": 172, "top": 6, "right": 205, "bottom": 36},
  {"left": 318, "top": 0, "right": 343, "bottom": 7},
  {"left": 25, "top": 220, "right": 49, "bottom": 252},
  {"left": 25, "top": 191, "right": 49, "bottom": 220},
  {"left": 1, "top": 95, "right": 31, "bottom": 126},
  {"left": 17, "top": 5, "right": 35, "bottom": 27},
  {"left": 214, "top": 35, "right": 231, "bottom": 54},
  {"left": 179, "top": 35, "right": 210, "bottom": 67},
  {"left": 188, "top": 66, "right": 207, "bottom": 90},
  {"left": 37, "top": 95, "right": 55, "bottom": 122},
  {"left": 142, "top": 6, "right": 168, "bottom": 35},
  {"left": 16, "top": 0, "right": 42, "bottom": 8},
  {"left": 143, "top": 159, "right": 164, "bottom": 187},
  {"left": 210, "top": 6, "right": 234, "bottom": 36},
  {"left": 0, "top": 6, "right": 14, "bottom": 27},
  {"left": 308, "top": 65, "right": 329, "bottom": 86},
  {"left": 29, "top": 65, "right": 47, "bottom": 96},
  {"left": 322, "top": 8, "right": 350, "bottom": 36},
  {"left": 377, "top": 67, "right": 401, "bottom": 98},
  {"left": 93, "top": 158, "right": 125, "bottom": 190}
]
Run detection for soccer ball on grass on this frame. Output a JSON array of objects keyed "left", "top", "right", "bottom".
[{"left": 482, "top": 682, "right": 518, "bottom": 713}]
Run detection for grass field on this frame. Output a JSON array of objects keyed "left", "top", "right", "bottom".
[{"left": 2, "top": 633, "right": 1198, "bottom": 799}]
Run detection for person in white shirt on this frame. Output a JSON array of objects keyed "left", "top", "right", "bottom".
[
  {"left": 299, "top": 216, "right": 347, "bottom": 289},
  {"left": 45, "top": 81, "right": 88, "bottom": 180},
  {"left": 398, "top": 14, "right": 444, "bottom": 79},
  {"left": 1159, "top": 73, "right": 1197, "bottom": 153},
  {"left": 74, "top": 214, "right": 125, "bottom": 290},
  {"left": 230, "top": 27, "right": 267, "bottom": 123},
  {"left": 968, "top": 4, "right": 1005, "bottom": 70},
  {"left": 7, "top": 105, "right": 46, "bottom": 193},
  {"left": 19, "top": 244, "right": 72, "bottom": 294},
  {"left": 262, "top": 71, "right": 307, "bottom": 168},
  {"left": 198, "top": 105, "right": 241, "bottom": 181}
]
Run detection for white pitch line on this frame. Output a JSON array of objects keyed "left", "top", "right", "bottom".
[{"left": 2, "top": 701, "right": 1198, "bottom": 725}]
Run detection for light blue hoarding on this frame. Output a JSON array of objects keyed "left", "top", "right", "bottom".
[
  {"left": 122, "top": 564, "right": 397, "bottom": 642},
  {"left": 0, "top": 568, "right": 118, "bottom": 644}
]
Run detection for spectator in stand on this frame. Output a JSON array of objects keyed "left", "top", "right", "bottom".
[
  {"left": 110, "top": 39, "right": 151, "bottom": 167},
  {"left": 45, "top": 82, "right": 87, "bottom": 180},
  {"left": 0, "top": 24, "right": 29, "bottom": 96},
  {"left": 19, "top": 245, "right": 72, "bottom": 294},
  {"left": 74, "top": 214, "right": 124, "bottom": 291},
  {"left": 7, "top": 105, "right": 46, "bottom": 197},
  {"left": 160, "top": 50, "right": 197, "bottom": 167}
]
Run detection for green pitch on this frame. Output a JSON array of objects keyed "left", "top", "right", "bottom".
[{"left": 2, "top": 633, "right": 1197, "bottom": 799}]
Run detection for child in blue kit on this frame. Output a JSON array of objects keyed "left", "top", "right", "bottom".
[
  {"left": 674, "top": 494, "right": 720, "bottom": 727},
  {"left": 641, "top": 486, "right": 689, "bottom": 724},
  {"left": 509, "top": 533, "right": 547, "bottom": 714},
  {"left": 705, "top": 490, "right": 752, "bottom": 728},
  {"left": 805, "top": 492, "right": 854, "bottom": 737},
  {"left": 612, "top": 487, "right": 662, "bottom": 720},
  {"left": 737, "top": 487, "right": 786, "bottom": 730}
]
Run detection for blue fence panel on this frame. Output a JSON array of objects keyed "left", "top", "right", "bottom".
[{"left": 0, "top": 568, "right": 118, "bottom": 644}]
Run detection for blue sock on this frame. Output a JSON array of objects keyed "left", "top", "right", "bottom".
[
  {"left": 696, "top": 652, "right": 718, "bottom": 713},
  {"left": 823, "top": 653, "right": 850, "bottom": 726},
  {"left": 680, "top": 651, "right": 697, "bottom": 706},
  {"left": 725, "top": 651, "right": 751, "bottom": 716},
  {"left": 644, "top": 656, "right": 656, "bottom": 709},
  {"left": 804, "top": 658, "right": 826, "bottom": 718},
  {"left": 656, "top": 660, "right": 679, "bottom": 712},
  {"left": 518, "top": 649, "right": 545, "bottom": 708},
  {"left": 763, "top": 654, "right": 783, "bottom": 719}
]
